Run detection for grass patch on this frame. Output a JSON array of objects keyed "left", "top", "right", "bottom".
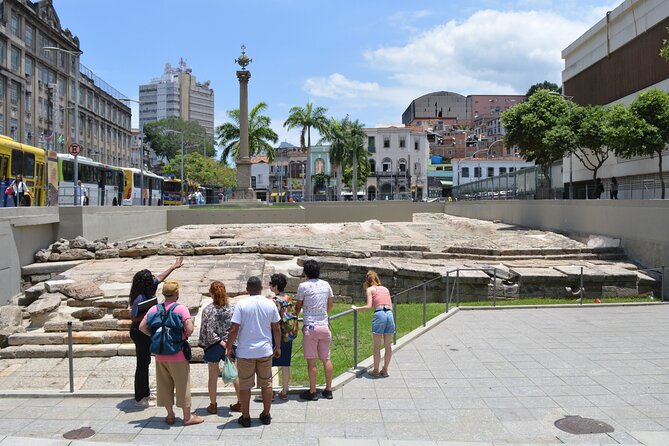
[{"left": 286, "top": 303, "right": 444, "bottom": 386}]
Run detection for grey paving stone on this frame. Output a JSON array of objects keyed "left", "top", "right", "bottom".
[
  {"left": 0, "top": 437, "right": 70, "bottom": 446},
  {"left": 304, "top": 422, "right": 347, "bottom": 438},
  {"left": 346, "top": 422, "right": 387, "bottom": 438}
]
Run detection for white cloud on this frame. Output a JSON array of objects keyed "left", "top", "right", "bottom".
[{"left": 304, "top": 7, "right": 607, "bottom": 112}]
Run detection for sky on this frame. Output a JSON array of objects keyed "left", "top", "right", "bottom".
[{"left": 53, "top": 0, "right": 620, "bottom": 148}]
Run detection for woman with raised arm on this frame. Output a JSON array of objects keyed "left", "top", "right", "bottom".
[
  {"left": 128, "top": 256, "right": 184, "bottom": 407},
  {"left": 352, "top": 270, "right": 395, "bottom": 377}
]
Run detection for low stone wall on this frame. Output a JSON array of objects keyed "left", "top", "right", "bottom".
[{"left": 58, "top": 206, "right": 167, "bottom": 242}]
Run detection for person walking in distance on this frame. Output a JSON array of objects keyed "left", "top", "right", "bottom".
[
  {"left": 139, "top": 280, "right": 204, "bottom": 426},
  {"left": 610, "top": 177, "right": 618, "bottom": 200},
  {"left": 128, "top": 257, "right": 184, "bottom": 408},
  {"left": 11, "top": 174, "right": 28, "bottom": 207},
  {"left": 225, "top": 276, "right": 281, "bottom": 427},
  {"left": 352, "top": 271, "right": 395, "bottom": 377},
  {"left": 296, "top": 259, "right": 335, "bottom": 401}
]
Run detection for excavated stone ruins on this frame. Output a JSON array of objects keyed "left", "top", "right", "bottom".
[{"left": 0, "top": 214, "right": 661, "bottom": 359}]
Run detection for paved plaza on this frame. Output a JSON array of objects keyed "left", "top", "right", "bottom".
[{"left": 0, "top": 305, "right": 668, "bottom": 445}]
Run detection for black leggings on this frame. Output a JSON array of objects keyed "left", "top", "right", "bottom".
[{"left": 130, "top": 323, "right": 152, "bottom": 402}]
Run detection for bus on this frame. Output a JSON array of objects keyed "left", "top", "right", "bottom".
[
  {"left": 57, "top": 154, "right": 124, "bottom": 206},
  {"left": 0, "top": 135, "right": 46, "bottom": 207},
  {"left": 122, "top": 167, "right": 163, "bottom": 206},
  {"left": 163, "top": 178, "right": 183, "bottom": 205}
]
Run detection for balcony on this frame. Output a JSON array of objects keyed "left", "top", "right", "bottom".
[{"left": 373, "top": 169, "right": 409, "bottom": 178}]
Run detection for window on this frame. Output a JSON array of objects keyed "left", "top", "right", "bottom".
[
  {"left": 509, "top": 167, "right": 515, "bottom": 173},
  {"left": 399, "top": 137, "right": 406, "bottom": 148},
  {"left": 369, "top": 159, "right": 376, "bottom": 172},
  {"left": 0, "top": 40, "right": 6, "bottom": 67},
  {"left": 461, "top": 167, "right": 469, "bottom": 178},
  {"left": 0, "top": 77, "right": 4, "bottom": 101},
  {"left": 24, "top": 91, "right": 31, "bottom": 113},
  {"left": 9, "top": 81, "right": 18, "bottom": 106},
  {"left": 11, "top": 149, "right": 23, "bottom": 176},
  {"left": 474, "top": 167, "right": 481, "bottom": 178},
  {"left": 398, "top": 159, "right": 407, "bottom": 173},
  {"left": 414, "top": 141, "right": 419, "bottom": 150},
  {"left": 10, "top": 46, "right": 20, "bottom": 72},
  {"left": 367, "top": 136, "right": 375, "bottom": 153},
  {"left": 382, "top": 158, "right": 391, "bottom": 172},
  {"left": 24, "top": 24, "right": 34, "bottom": 49},
  {"left": 499, "top": 167, "right": 507, "bottom": 174},
  {"left": 414, "top": 162, "right": 420, "bottom": 174},
  {"left": 10, "top": 13, "right": 19, "bottom": 37},
  {"left": 25, "top": 56, "right": 33, "bottom": 77},
  {"left": 251, "top": 176, "right": 256, "bottom": 188},
  {"left": 383, "top": 136, "right": 390, "bottom": 148},
  {"left": 487, "top": 167, "right": 494, "bottom": 177}
]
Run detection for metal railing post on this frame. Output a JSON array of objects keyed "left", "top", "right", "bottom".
[
  {"left": 445, "top": 272, "right": 450, "bottom": 313},
  {"left": 456, "top": 269, "right": 461, "bottom": 306},
  {"left": 422, "top": 283, "right": 427, "bottom": 327},
  {"left": 392, "top": 299, "right": 397, "bottom": 345},
  {"left": 662, "top": 265, "right": 666, "bottom": 302},
  {"left": 67, "top": 321, "right": 74, "bottom": 393},
  {"left": 493, "top": 268, "right": 497, "bottom": 307},
  {"left": 578, "top": 267, "right": 585, "bottom": 305},
  {"left": 353, "top": 310, "right": 358, "bottom": 368}
]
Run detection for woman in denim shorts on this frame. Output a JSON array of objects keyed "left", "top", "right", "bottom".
[{"left": 352, "top": 271, "right": 395, "bottom": 377}]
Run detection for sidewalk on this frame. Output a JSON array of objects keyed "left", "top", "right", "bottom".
[{"left": 1, "top": 306, "right": 669, "bottom": 445}]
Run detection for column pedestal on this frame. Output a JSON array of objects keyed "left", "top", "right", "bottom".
[{"left": 234, "top": 158, "right": 256, "bottom": 200}]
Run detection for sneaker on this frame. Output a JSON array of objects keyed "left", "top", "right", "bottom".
[
  {"left": 321, "top": 389, "right": 333, "bottom": 400},
  {"left": 134, "top": 397, "right": 156, "bottom": 408},
  {"left": 259, "top": 412, "right": 272, "bottom": 425},
  {"left": 299, "top": 390, "right": 318, "bottom": 401},
  {"left": 237, "top": 415, "right": 251, "bottom": 428}
]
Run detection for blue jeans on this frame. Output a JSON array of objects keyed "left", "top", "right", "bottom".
[{"left": 372, "top": 310, "right": 395, "bottom": 335}]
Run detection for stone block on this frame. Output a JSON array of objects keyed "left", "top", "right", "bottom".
[
  {"left": 26, "top": 294, "right": 61, "bottom": 317},
  {"left": 119, "top": 247, "right": 158, "bottom": 258},
  {"left": 380, "top": 244, "right": 430, "bottom": 252},
  {"left": 30, "top": 274, "right": 51, "bottom": 283},
  {"left": 82, "top": 318, "right": 119, "bottom": 331},
  {"left": 298, "top": 256, "right": 349, "bottom": 270},
  {"left": 7, "top": 345, "right": 67, "bottom": 359},
  {"left": 99, "top": 283, "right": 131, "bottom": 298},
  {"left": 157, "top": 247, "right": 195, "bottom": 256},
  {"left": 104, "top": 331, "right": 132, "bottom": 344},
  {"left": 62, "top": 282, "right": 104, "bottom": 300},
  {"left": 305, "top": 248, "right": 367, "bottom": 258},
  {"left": 320, "top": 270, "right": 350, "bottom": 281},
  {"left": 70, "top": 236, "right": 89, "bottom": 249},
  {"left": 117, "top": 344, "right": 136, "bottom": 356},
  {"left": 73, "top": 344, "right": 119, "bottom": 357},
  {"left": 369, "top": 250, "right": 424, "bottom": 259},
  {"left": 23, "top": 282, "right": 45, "bottom": 302},
  {"left": 43, "top": 321, "right": 84, "bottom": 332},
  {"left": 258, "top": 244, "right": 306, "bottom": 256},
  {"left": 8, "top": 332, "right": 64, "bottom": 346},
  {"left": 71, "top": 307, "right": 107, "bottom": 321},
  {"left": 113, "top": 309, "right": 132, "bottom": 320},
  {"left": 117, "top": 320, "right": 132, "bottom": 330},
  {"left": 44, "top": 279, "right": 76, "bottom": 293},
  {"left": 194, "top": 246, "right": 229, "bottom": 255},
  {"left": 48, "top": 252, "right": 61, "bottom": 262},
  {"left": 67, "top": 297, "right": 104, "bottom": 307},
  {"left": 0, "top": 306, "right": 23, "bottom": 329},
  {"left": 95, "top": 248, "right": 119, "bottom": 259},
  {"left": 262, "top": 253, "right": 295, "bottom": 261},
  {"left": 70, "top": 331, "right": 105, "bottom": 344},
  {"left": 93, "top": 297, "right": 128, "bottom": 309},
  {"left": 58, "top": 249, "right": 95, "bottom": 261}
]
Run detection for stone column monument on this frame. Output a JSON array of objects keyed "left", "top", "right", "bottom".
[{"left": 234, "top": 46, "right": 256, "bottom": 200}]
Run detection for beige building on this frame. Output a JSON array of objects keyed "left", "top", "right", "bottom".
[{"left": 0, "top": 0, "right": 133, "bottom": 166}]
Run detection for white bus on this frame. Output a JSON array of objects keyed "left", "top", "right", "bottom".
[
  {"left": 121, "top": 167, "right": 164, "bottom": 206},
  {"left": 57, "top": 154, "right": 124, "bottom": 206}
]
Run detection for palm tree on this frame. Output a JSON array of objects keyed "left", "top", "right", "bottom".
[
  {"left": 320, "top": 117, "right": 347, "bottom": 201},
  {"left": 347, "top": 119, "right": 366, "bottom": 201},
  {"left": 283, "top": 102, "right": 329, "bottom": 201},
  {"left": 216, "top": 102, "right": 278, "bottom": 165}
]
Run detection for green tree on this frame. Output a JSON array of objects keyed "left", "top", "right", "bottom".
[
  {"left": 283, "top": 102, "right": 329, "bottom": 201},
  {"left": 143, "top": 117, "right": 213, "bottom": 161},
  {"left": 525, "top": 81, "right": 561, "bottom": 98},
  {"left": 660, "top": 27, "right": 669, "bottom": 62},
  {"left": 501, "top": 90, "right": 571, "bottom": 195},
  {"left": 163, "top": 152, "right": 236, "bottom": 188},
  {"left": 545, "top": 104, "right": 611, "bottom": 196},
  {"left": 607, "top": 89, "right": 669, "bottom": 199},
  {"left": 216, "top": 102, "right": 279, "bottom": 165},
  {"left": 319, "top": 116, "right": 367, "bottom": 200},
  {"left": 319, "top": 117, "right": 347, "bottom": 200}
]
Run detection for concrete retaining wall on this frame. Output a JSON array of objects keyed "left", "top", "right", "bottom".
[
  {"left": 166, "top": 202, "right": 444, "bottom": 229},
  {"left": 443, "top": 200, "right": 669, "bottom": 290},
  {"left": 58, "top": 207, "right": 168, "bottom": 242}
]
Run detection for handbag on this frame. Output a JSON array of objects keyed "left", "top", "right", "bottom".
[
  {"left": 222, "top": 357, "right": 238, "bottom": 383},
  {"left": 182, "top": 341, "right": 192, "bottom": 361},
  {"left": 4, "top": 185, "right": 13, "bottom": 195}
]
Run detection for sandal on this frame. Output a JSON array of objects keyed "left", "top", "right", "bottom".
[
  {"left": 207, "top": 402, "right": 218, "bottom": 414},
  {"left": 165, "top": 415, "right": 175, "bottom": 426},
  {"left": 381, "top": 368, "right": 389, "bottom": 377},
  {"left": 277, "top": 391, "right": 288, "bottom": 400},
  {"left": 229, "top": 402, "right": 242, "bottom": 412},
  {"left": 369, "top": 370, "right": 381, "bottom": 378},
  {"left": 184, "top": 414, "right": 204, "bottom": 426}
]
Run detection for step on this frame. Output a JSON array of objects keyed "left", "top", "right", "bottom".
[
  {"left": 8, "top": 330, "right": 131, "bottom": 346},
  {"left": 0, "top": 343, "right": 206, "bottom": 359},
  {"left": 43, "top": 318, "right": 132, "bottom": 332}
]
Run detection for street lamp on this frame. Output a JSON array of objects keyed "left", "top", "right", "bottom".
[
  {"left": 549, "top": 91, "right": 574, "bottom": 199},
  {"left": 44, "top": 46, "right": 82, "bottom": 206},
  {"left": 165, "top": 129, "right": 185, "bottom": 203},
  {"left": 118, "top": 98, "right": 144, "bottom": 204}
]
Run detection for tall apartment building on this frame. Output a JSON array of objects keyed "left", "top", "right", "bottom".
[
  {"left": 139, "top": 60, "right": 215, "bottom": 139},
  {"left": 0, "top": 0, "right": 132, "bottom": 166}
]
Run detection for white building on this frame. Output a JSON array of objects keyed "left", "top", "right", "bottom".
[
  {"left": 561, "top": 0, "right": 669, "bottom": 199},
  {"left": 250, "top": 157, "right": 269, "bottom": 202},
  {"left": 139, "top": 60, "right": 215, "bottom": 139},
  {"left": 452, "top": 158, "right": 534, "bottom": 187},
  {"left": 363, "top": 126, "right": 429, "bottom": 200}
]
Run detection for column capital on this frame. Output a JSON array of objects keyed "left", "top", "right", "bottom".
[{"left": 236, "top": 70, "right": 252, "bottom": 82}]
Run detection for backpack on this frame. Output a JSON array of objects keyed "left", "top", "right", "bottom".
[
  {"left": 275, "top": 295, "right": 299, "bottom": 342},
  {"left": 147, "top": 303, "right": 184, "bottom": 355}
]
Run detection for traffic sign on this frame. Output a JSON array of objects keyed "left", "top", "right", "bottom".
[{"left": 68, "top": 143, "right": 81, "bottom": 156}]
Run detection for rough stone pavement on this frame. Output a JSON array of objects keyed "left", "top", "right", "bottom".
[{"left": 1, "top": 305, "right": 669, "bottom": 445}]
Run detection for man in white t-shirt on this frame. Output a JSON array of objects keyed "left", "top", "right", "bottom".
[
  {"left": 295, "top": 259, "right": 334, "bottom": 401},
  {"left": 226, "top": 276, "right": 281, "bottom": 427}
]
